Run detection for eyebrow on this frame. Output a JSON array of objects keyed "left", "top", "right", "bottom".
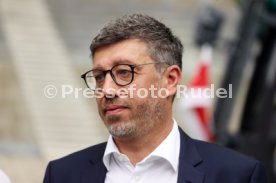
[
  {"left": 92, "top": 59, "right": 136, "bottom": 70},
  {"left": 113, "top": 59, "right": 134, "bottom": 65}
]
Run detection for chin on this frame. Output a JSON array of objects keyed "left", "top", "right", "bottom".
[
  {"left": 105, "top": 115, "right": 122, "bottom": 123},
  {"left": 107, "top": 121, "right": 135, "bottom": 138}
]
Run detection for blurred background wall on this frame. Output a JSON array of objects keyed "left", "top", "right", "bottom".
[{"left": 0, "top": 0, "right": 275, "bottom": 182}]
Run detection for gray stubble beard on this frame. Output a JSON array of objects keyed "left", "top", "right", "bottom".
[{"left": 106, "top": 97, "right": 164, "bottom": 139}]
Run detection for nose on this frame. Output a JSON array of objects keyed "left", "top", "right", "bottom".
[{"left": 101, "top": 72, "right": 118, "bottom": 98}]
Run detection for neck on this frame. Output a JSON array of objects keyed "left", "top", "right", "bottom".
[{"left": 113, "top": 117, "right": 174, "bottom": 165}]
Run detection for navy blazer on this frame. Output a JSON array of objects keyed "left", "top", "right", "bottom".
[{"left": 43, "top": 128, "right": 267, "bottom": 183}]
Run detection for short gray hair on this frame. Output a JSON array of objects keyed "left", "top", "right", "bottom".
[{"left": 90, "top": 14, "right": 183, "bottom": 71}]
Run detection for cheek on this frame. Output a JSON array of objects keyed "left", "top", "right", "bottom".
[
  {"left": 95, "top": 98, "right": 104, "bottom": 114},
  {"left": 96, "top": 97, "right": 101, "bottom": 103},
  {"left": 95, "top": 98, "right": 101, "bottom": 108},
  {"left": 131, "top": 82, "right": 153, "bottom": 95}
]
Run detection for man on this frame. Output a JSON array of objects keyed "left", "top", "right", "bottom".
[{"left": 43, "top": 14, "right": 266, "bottom": 183}]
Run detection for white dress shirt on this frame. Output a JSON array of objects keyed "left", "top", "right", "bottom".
[
  {"left": 0, "top": 170, "right": 11, "bottom": 183},
  {"left": 103, "top": 120, "right": 180, "bottom": 183}
]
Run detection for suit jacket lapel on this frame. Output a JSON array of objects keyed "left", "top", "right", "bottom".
[
  {"left": 177, "top": 128, "right": 205, "bottom": 183},
  {"left": 81, "top": 143, "right": 107, "bottom": 183},
  {"left": 80, "top": 129, "right": 205, "bottom": 183},
  {"left": 81, "top": 160, "right": 106, "bottom": 183}
]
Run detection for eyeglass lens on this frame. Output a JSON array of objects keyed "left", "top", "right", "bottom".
[{"left": 86, "top": 64, "right": 134, "bottom": 89}]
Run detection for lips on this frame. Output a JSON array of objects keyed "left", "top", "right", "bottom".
[{"left": 104, "top": 105, "right": 128, "bottom": 115}]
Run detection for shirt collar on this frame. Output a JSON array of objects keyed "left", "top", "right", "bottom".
[
  {"left": 103, "top": 119, "right": 180, "bottom": 172},
  {"left": 145, "top": 119, "right": 180, "bottom": 171},
  {"left": 103, "top": 135, "right": 120, "bottom": 171}
]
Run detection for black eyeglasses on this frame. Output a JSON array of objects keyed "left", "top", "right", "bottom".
[{"left": 81, "top": 62, "right": 165, "bottom": 90}]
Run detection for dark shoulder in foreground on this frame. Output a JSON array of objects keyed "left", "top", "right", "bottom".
[
  {"left": 43, "top": 142, "right": 107, "bottom": 183},
  {"left": 50, "top": 142, "right": 107, "bottom": 168},
  {"left": 194, "top": 139, "right": 256, "bottom": 164},
  {"left": 192, "top": 138, "right": 267, "bottom": 182}
]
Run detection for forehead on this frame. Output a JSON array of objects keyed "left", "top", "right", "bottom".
[{"left": 93, "top": 39, "right": 151, "bottom": 68}]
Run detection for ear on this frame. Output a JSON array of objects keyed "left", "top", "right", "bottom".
[{"left": 162, "top": 65, "right": 182, "bottom": 97}]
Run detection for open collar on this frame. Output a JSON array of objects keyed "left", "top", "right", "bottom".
[
  {"left": 80, "top": 127, "right": 205, "bottom": 183},
  {"left": 177, "top": 128, "right": 205, "bottom": 183},
  {"left": 103, "top": 120, "right": 180, "bottom": 172}
]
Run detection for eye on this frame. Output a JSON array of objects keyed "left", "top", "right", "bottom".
[
  {"left": 117, "top": 69, "right": 131, "bottom": 75},
  {"left": 92, "top": 70, "right": 105, "bottom": 82},
  {"left": 95, "top": 74, "right": 105, "bottom": 82},
  {"left": 115, "top": 69, "right": 132, "bottom": 78}
]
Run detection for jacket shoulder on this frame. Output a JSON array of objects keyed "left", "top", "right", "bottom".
[
  {"left": 43, "top": 142, "right": 107, "bottom": 183},
  {"left": 192, "top": 139, "right": 266, "bottom": 182},
  {"left": 193, "top": 139, "right": 256, "bottom": 166},
  {"left": 50, "top": 142, "right": 107, "bottom": 170}
]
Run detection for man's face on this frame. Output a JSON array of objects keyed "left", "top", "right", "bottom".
[{"left": 93, "top": 39, "right": 168, "bottom": 139}]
